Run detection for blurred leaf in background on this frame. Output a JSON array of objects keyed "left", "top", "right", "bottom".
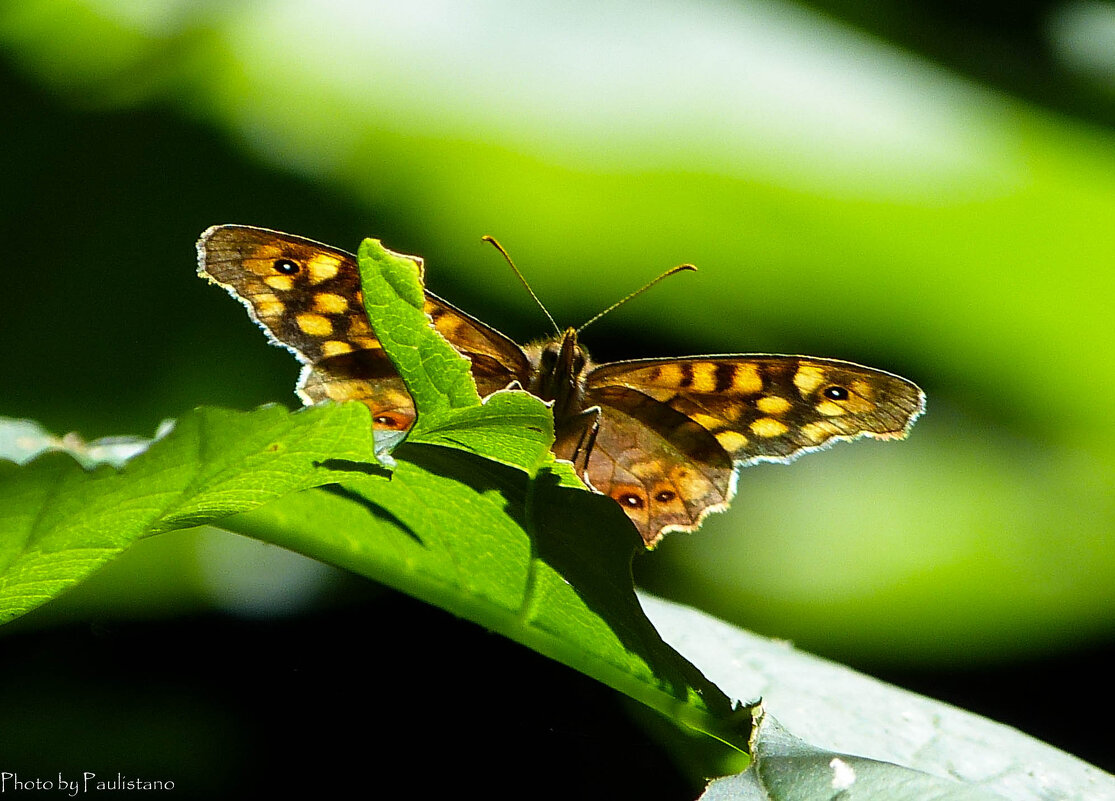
[{"left": 2, "top": 0, "right": 1114, "bottom": 787}]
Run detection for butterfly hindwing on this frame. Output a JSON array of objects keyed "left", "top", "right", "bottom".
[
  {"left": 555, "top": 385, "right": 736, "bottom": 542},
  {"left": 579, "top": 356, "right": 925, "bottom": 544}
]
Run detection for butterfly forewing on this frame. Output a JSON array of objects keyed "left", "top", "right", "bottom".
[
  {"left": 197, "top": 225, "right": 531, "bottom": 430},
  {"left": 587, "top": 356, "right": 923, "bottom": 458},
  {"left": 200, "top": 225, "right": 369, "bottom": 366}
]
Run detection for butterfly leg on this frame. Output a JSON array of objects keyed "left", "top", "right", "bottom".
[{"left": 565, "top": 405, "right": 602, "bottom": 476}]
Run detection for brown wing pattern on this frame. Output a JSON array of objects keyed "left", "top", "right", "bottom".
[
  {"left": 197, "top": 225, "right": 531, "bottom": 430},
  {"left": 199, "top": 225, "right": 925, "bottom": 549},
  {"left": 579, "top": 356, "right": 925, "bottom": 545}
]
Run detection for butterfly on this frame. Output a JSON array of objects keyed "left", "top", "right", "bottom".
[{"left": 197, "top": 225, "right": 925, "bottom": 547}]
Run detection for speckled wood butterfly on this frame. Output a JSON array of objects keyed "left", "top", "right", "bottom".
[{"left": 198, "top": 225, "right": 924, "bottom": 547}]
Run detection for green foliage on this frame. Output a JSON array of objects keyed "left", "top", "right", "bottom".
[
  {"left": 357, "top": 238, "right": 483, "bottom": 414},
  {"left": 0, "top": 404, "right": 378, "bottom": 624},
  {"left": 356, "top": 238, "right": 555, "bottom": 468}
]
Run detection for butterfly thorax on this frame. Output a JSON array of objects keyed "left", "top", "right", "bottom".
[{"left": 523, "top": 327, "right": 593, "bottom": 424}]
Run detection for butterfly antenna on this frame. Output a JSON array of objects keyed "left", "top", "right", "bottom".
[
  {"left": 482, "top": 236, "right": 561, "bottom": 335},
  {"left": 576, "top": 263, "right": 697, "bottom": 334}
]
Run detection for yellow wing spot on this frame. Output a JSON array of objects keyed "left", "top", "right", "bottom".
[
  {"left": 306, "top": 254, "right": 342, "bottom": 285},
  {"left": 644, "top": 387, "right": 678, "bottom": 403},
  {"left": 256, "top": 299, "right": 286, "bottom": 320},
  {"left": 321, "top": 340, "right": 354, "bottom": 357},
  {"left": 851, "top": 379, "right": 876, "bottom": 400},
  {"left": 715, "top": 430, "right": 750, "bottom": 452},
  {"left": 847, "top": 396, "right": 876, "bottom": 413},
  {"left": 690, "top": 363, "right": 719, "bottom": 393},
  {"left": 801, "top": 420, "right": 843, "bottom": 443},
  {"left": 251, "top": 245, "right": 285, "bottom": 263},
  {"left": 733, "top": 363, "right": 764, "bottom": 395},
  {"left": 296, "top": 313, "right": 333, "bottom": 337},
  {"left": 793, "top": 364, "right": 827, "bottom": 397},
  {"left": 313, "top": 378, "right": 371, "bottom": 403},
  {"left": 756, "top": 395, "right": 792, "bottom": 415},
  {"left": 718, "top": 402, "right": 747, "bottom": 423},
  {"left": 433, "top": 316, "right": 464, "bottom": 339},
  {"left": 691, "top": 412, "right": 723, "bottom": 431},
  {"left": 349, "top": 317, "right": 371, "bottom": 335},
  {"left": 815, "top": 401, "right": 846, "bottom": 417},
  {"left": 313, "top": 292, "right": 349, "bottom": 314},
  {"left": 628, "top": 461, "right": 662, "bottom": 481},
  {"left": 750, "top": 417, "right": 789, "bottom": 438},
  {"left": 264, "top": 275, "right": 295, "bottom": 292},
  {"left": 650, "top": 364, "right": 685, "bottom": 386},
  {"left": 668, "top": 465, "right": 713, "bottom": 499},
  {"left": 352, "top": 336, "right": 382, "bottom": 350}
]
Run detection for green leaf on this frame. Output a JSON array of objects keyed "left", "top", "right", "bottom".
[
  {"left": 221, "top": 453, "right": 754, "bottom": 756},
  {"left": 641, "top": 594, "right": 1115, "bottom": 799},
  {"left": 0, "top": 403, "right": 381, "bottom": 624},
  {"left": 355, "top": 238, "right": 480, "bottom": 414},
  {"left": 334, "top": 236, "right": 755, "bottom": 757},
  {"left": 718, "top": 721, "right": 1006, "bottom": 800},
  {"left": 355, "top": 238, "right": 556, "bottom": 472},
  {"left": 414, "top": 390, "right": 557, "bottom": 474}
]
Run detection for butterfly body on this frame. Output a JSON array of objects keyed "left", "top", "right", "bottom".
[
  {"left": 198, "top": 225, "right": 924, "bottom": 546},
  {"left": 523, "top": 329, "right": 591, "bottom": 424}
]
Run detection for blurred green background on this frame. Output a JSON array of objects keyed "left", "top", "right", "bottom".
[{"left": 2, "top": 0, "right": 1114, "bottom": 793}]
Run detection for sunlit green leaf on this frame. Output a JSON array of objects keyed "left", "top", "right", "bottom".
[{"left": 0, "top": 403, "right": 380, "bottom": 624}]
